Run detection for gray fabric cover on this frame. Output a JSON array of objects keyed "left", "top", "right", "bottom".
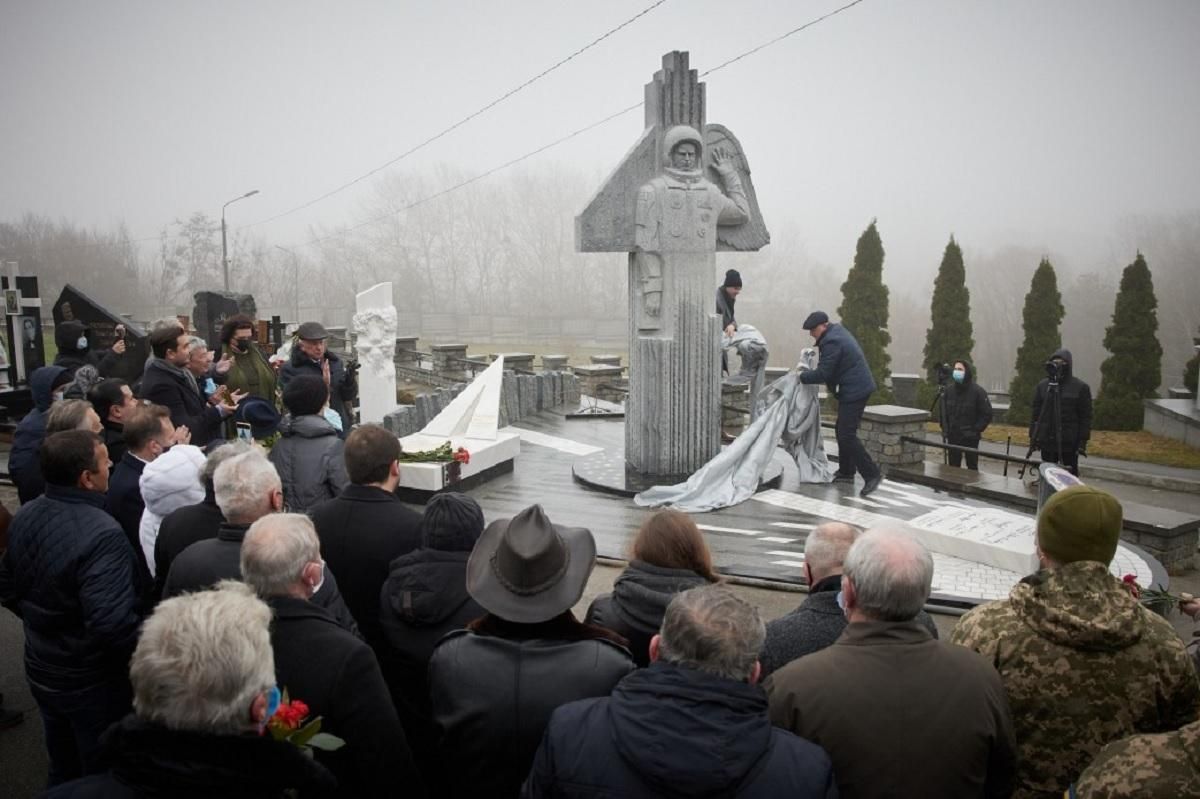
[{"left": 635, "top": 348, "right": 833, "bottom": 512}]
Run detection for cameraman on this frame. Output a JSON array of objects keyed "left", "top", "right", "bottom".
[
  {"left": 940, "top": 359, "right": 992, "bottom": 471},
  {"left": 280, "top": 322, "right": 358, "bottom": 436},
  {"left": 1030, "top": 348, "right": 1092, "bottom": 476}
]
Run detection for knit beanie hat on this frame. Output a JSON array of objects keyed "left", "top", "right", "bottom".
[
  {"left": 723, "top": 269, "right": 743, "bottom": 288},
  {"left": 1036, "top": 485, "right": 1123, "bottom": 566},
  {"left": 282, "top": 374, "right": 328, "bottom": 417},
  {"left": 422, "top": 492, "right": 485, "bottom": 552}
]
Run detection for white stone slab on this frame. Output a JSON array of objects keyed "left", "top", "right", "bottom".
[
  {"left": 397, "top": 431, "right": 520, "bottom": 492},
  {"left": 696, "top": 524, "right": 762, "bottom": 537},
  {"left": 423, "top": 356, "right": 504, "bottom": 441},
  {"left": 908, "top": 505, "right": 1040, "bottom": 575},
  {"left": 502, "top": 426, "right": 603, "bottom": 456},
  {"left": 353, "top": 282, "right": 397, "bottom": 425}
]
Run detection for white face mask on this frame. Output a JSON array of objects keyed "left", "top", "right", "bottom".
[
  {"left": 322, "top": 406, "right": 343, "bottom": 432},
  {"left": 76, "top": 336, "right": 88, "bottom": 350}
]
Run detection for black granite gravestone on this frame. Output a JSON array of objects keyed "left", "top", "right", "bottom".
[
  {"left": 193, "top": 291, "right": 256, "bottom": 352},
  {"left": 53, "top": 284, "right": 147, "bottom": 383}
]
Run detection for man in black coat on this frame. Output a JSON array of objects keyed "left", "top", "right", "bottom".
[
  {"left": 151, "top": 441, "right": 250, "bottom": 599},
  {"left": 139, "top": 323, "right": 242, "bottom": 447},
  {"left": 760, "top": 522, "right": 938, "bottom": 677},
  {"left": 87, "top": 378, "right": 139, "bottom": 466},
  {"left": 799, "top": 311, "right": 881, "bottom": 497},
  {"left": 940, "top": 359, "right": 993, "bottom": 471},
  {"left": 279, "top": 322, "right": 358, "bottom": 434},
  {"left": 310, "top": 424, "right": 422, "bottom": 652},
  {"left": 0, "top": 430, "right": 142, "bottom": 786},
  {"left": 523, "top": 584, "right": 837, "bottom": 799},
  {"left": 241, "top": 512, "right": 423, "bottom": 798},
  {"left": 163, "top": 446, "right": 358, "bottom": 634},
  {"left": 1030, "top": 348, "right": 1093, "bottom": 476},
  {"left": 106, "top": 404, "right": 175, "bottom": 584}
]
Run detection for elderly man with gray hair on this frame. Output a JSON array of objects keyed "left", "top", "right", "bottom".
[
  {"left": 240, "top": 513, "right": 422, "bottom": 799},
  {"left": 522, "top": 585, "right": 836, "bottom": 798},
  {"left": 162, "top": 447, "right": 357, "bottom": 633},
  {"left": 766, "top": 525, "right": 1016, "bottom": 799},
  {"left": 760, "top": 521, "right": 938, "bottom": 676},
  {"left": 45, "top": 581, "right": 336, "bottom": 797}
]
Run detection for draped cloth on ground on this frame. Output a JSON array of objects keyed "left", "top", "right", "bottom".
[{"left": 634, "top": 348, "right": 833, "bottom": 512}]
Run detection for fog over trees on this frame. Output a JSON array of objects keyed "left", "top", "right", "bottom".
[{"left": 2, "top": 161, "right": 1196, "bottom": 397}]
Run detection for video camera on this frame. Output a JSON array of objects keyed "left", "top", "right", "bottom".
[
  {"left": 935, "top": 363, "right": 952, "bottom": 386},
  {"left": 1044, "top": 358, "right": 1067, "bottom": 384}
]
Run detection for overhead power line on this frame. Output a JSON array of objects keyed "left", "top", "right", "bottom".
[
  {"left": 289, "top": 0, "right": 867, "bottom": 250},
  {"left": 241, "top": 0, "right": 672, "bottom": 231}
]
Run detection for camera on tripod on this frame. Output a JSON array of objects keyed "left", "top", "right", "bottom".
[
  {"left": 1044, "top": 358, "right": 1066, "bottom": 383},
  {"left": 935, "top": 363, "right": 952, "bottom": 386}
]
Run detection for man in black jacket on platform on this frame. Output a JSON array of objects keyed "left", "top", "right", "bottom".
[
  {"left": 799, "top": 311, "right": 881, "bottom": 497},
  {"left": 280, "top": 322, "right": 358, "bottom": 435},
  {"left": 0, "top": 431, "right": 142, "bottom": 787},
  {"left": 941, "top": 359, "right": 993, "bottom": 471},
  {"left": 241, "top": 512, "right": 423, "bottom": 798},
  {"left": 1030, "top": 348, "right": 1092, "bottom": 476},
  {"left": 523, "top": 584, "right": 836, "bottom": 799},
  {"left": 309, "top": 424, "right": 422, "bottom": 653}
]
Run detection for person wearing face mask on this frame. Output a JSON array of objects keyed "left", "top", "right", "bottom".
[
  {"left": 161, "top": 448, "right": 358, "bottom": 635},
  {"left": 8, "top": 365, "right": 73, "bottom": 505},
  {"left": 269, "top": 375, "right": 349, "bottom": 514},
  {"left": 218, "top": 315, "right": 277, "bottom": 404},
  {"left": 941, "top": 359, "right": 993, "bottom": 471},
  {"left": 241, "top": 513, "right": 422, "bottom": 799},
  {"left": 52, "top": 320, "right": 125, "bottom": 381}
]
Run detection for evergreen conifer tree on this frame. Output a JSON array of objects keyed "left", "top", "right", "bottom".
[
  {"left": 837, "top": 220, "right": 892, "bottom": 402},
  {"left": 921, "top": 236, "right": 975, "bottom": 407},
  {"left": 1007, "top": 259, "right": 1064, "bottom": 427},
  {"left": 1094, "top": 252, "right": 1162, "bottom": 430}
]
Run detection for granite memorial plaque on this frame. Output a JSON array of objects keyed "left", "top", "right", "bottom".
[
  {"left": 192, "top": 291, "right": 256, "bottom": 352},
  {"left": 53, "top": 284, "right": 146, "bottom": 383}
]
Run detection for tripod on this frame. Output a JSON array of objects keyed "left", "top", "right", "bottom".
[
  {"left": 1019, "top": 379, "right": 1063, "bottom": 479},
  {"left": 929, "top": 382, "right": 950, "bottom": 465}
]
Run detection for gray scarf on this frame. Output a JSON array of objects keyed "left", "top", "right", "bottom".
[{"left": 148, "top": 356, "right": 200, "bottom": 398}]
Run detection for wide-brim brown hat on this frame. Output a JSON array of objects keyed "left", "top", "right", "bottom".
[{"left": 466, "top": 504, "right": 596, "bottom": 624}]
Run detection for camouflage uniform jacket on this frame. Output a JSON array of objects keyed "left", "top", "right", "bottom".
[
  {"left": 1071, "top": 718, "right": 1200, "bottom": 798},
  {"left": 951, "top": 560, "right": 1200, "bottom": 799}
]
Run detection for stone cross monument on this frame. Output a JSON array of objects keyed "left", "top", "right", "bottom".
[{"left": 577, "top": 51, "right": 769, "bottom": 475}]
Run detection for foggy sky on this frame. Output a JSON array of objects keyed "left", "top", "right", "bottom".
[{"left": 3, "top": 0, "right": 1198, "bottom": 286}]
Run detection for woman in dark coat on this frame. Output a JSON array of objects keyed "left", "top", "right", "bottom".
[
  {"left": 585, "top": 509, "right": 721, "bottom": 666},
  {"left": 218, "top": 314, "right": 278, "bottom": 404},
  {"left": 378, "top": 492, "right": 487, "bottom": 789}
]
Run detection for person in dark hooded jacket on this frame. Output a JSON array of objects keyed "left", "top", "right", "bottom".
[
  {"left": 1030, "top": 348, "right": 1092, "bottom": 476},
  {"left": 377, "top": 491, "right": 485, "bottom": 791},
  {"left": 523, "top": 585, "right": 836, "bottom": 799},
  {"left": 279, "top": 322, "right": 357, "bottom": 435},
  {"left": 53, "top": 320, "right": 124, "bottom": 380},
  {"left": 940, "top": 359, "right": 993, "bottom": 470},
  {"left": 585, "top": 509, "right": 720, "bottom": 666},
  {"left": 8, "top": 365, "right": 72, "bottom": 504},
  {"left": 268, "top": 375, "right": 348, "bottom": 513}
]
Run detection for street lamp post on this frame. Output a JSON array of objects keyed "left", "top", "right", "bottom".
[
  {"left": 275, "top": 244, "right": 300, "bottom": 323},
  {"left": 221, "top": 189, "right": 260, "bottom": 291}
]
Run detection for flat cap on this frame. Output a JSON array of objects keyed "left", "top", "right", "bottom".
[
  {"left": 296, "top": 321, "right": 329, "bottom": 340},
  {"left": 802, "top": 311, "right": 829, "bottom": 330}
]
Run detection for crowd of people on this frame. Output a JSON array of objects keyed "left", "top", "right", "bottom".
[{"left": 0, "top": 316, "right": 1196, "bottom": 798}]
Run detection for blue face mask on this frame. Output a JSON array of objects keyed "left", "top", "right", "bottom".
[
  {"left": 76, "top": 336, "right": 88, "bottom": 350},
  {"left": 836, "top": 590, "right": 846, "bottom": 610},
  {"left": 322, "top": 406, "right": 343, "bottom": 432},
  {"left": 951, "top": 369, "right": 965, "bottom": 384},
  {"left": 203, "top": 377, "right": 216, "bottom": 396}
]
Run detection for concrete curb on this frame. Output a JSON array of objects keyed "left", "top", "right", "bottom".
[{"left": 1079, "top": 462, "right": 1200, "bottom": 494}]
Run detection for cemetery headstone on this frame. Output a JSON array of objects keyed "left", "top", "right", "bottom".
[
  {"left": 193, "top": 291, "right": 256, "bottom": 352},
  {"left": 53, "top": 284, "right": 147, "bottom": 384}
]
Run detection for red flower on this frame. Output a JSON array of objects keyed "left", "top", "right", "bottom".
[
  {"left": 1121, "top": 574, "right": 1141, "bottom": 600},
  {"left": 271, "top": 700, "right": 310, "bottom": 731},
  {"left": 453, "top": 447, "right": 471, "bottom": 465}
]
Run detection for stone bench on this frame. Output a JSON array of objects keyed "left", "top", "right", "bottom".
[{"left": 574, "top": 364, "right": 625, "bottom": 404}]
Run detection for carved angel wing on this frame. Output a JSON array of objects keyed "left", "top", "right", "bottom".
[{"left": 704, "top": 124, "right": 770, "bottom": 252}]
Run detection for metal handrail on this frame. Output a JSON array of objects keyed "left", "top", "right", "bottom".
[{"left": 901, "top": 435, "right": 1041, "bottom": 467}]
